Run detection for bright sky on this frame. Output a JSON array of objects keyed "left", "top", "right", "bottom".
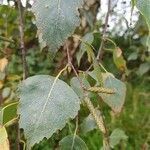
[
  {"left": 97, "top": 0, "right": 138, "bottom": 35},
  {"left": 1, "top": 0, "right": 33, "bottom": 6}
]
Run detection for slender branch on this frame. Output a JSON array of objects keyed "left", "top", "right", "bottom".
[
  {"left": 97, "top": 0, "right": 111, "bottom": 61},
  {"left": 66, "top": 45, "right": 84, "bottom": 90},
  {"left": 66, "top": 43, "right": 110, "bottom": 149},
  {"left": 16, "top": 0, "right": 28, "bottom": 149},
  {"left": 17, "top": 0, "right": 28, "bottom": 80},
  {"left": 16, "top": 121, "right": 20, "bottom": 150}
]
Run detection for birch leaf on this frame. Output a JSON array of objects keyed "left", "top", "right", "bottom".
[
  {"left": 18, "top": 75, "right": 80, "bottom": 149},
  {"left": 99, "top": 74, "right": 126, "bottom": 113},
  {"left": 32, "top": 0, "right": 83, "bottom": 53}
]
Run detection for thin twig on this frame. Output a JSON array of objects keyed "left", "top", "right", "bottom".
[
  {"left": 97, "top": 0, "right": 111, "bottom": 61},
  {"left": 17, "top": 0, "right": 28, "bottom": 80},
  {"left": 16, "top": 121, "right": 20, "bottom": 150},
  {"left": 66, "top": 43, "right": 110, "bottom": 149},
  {"left": 16, "top": 0, "right": 28, "bottom": 149},
  {"left": 66, "top": 44, "right": 84, "bottom": 90}
]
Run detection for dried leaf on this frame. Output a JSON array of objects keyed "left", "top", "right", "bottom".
[{"left": 0, "top": 58, "right": 8, "bottom": 72}]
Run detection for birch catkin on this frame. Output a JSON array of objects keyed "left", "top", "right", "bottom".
[
  {"left": 84, "top": 97, "right": 106, "bottom": 134},
  {"left": 87, "top": 87, "right": 115, "bottom": 94}
]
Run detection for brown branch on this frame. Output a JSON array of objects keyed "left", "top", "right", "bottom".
[
  {"left": 96, "top": 0, "right": 111, "bottom": 61},
  {"left": 16, "top": 0, "right": 28, "bottom": 149},
  {"left": 17, "top": 0, "right": 28, "bottom": 80},
  {"left": 66, "top": 43, "right": 110, "bottom": 149},
  {"left": 66, "top": 44, "right": 85, "bottom": 90}
]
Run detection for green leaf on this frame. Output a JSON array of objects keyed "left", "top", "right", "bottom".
[
  {"left": 59, "top": 135, "right": 88, "bottom": 150},
  {"left": 70, "top": 77, "right": 84, "bottom": 100},
  {"left": 80, "top": 110, "right": 101, "bottom": 134},
  {"left": 136, "top": 0, "right": 150, "bottom": 51},
  {"left": 32, "top": 0, "right": 83, "bottom": 53},
  {"left": 99, "top": 74, "right": 126, "bottom": 113},
  {"left": 2, "top": 102, "right": 18, "bottom": 125},
  {"left": 136, "top": 0, "right": 150, "bottom": 29},
  {"left": 93, "top": 61, "right": 103, "bottom": 86},
  {"left": 77, "top": 33, "right": 94, "bottom": 65},
  {"left": 70, "top": 75, "right": 90, "bottom": 100},
  {"left": 137, "top": 62, "right": 150, "bottom": 76},
  {"left": 109, "top": 128, "right": 128, "bottom": 148},
  {"left": 128, "top": 52, "right": 138, "bottom": 61},
  {"left": 88, "top": 71, "right": 113, "bottom": 86},
  {"left": 18, "top": 75, "right": 80, "bottom": 149}
]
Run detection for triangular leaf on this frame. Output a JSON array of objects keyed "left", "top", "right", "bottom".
[
  {"left": 93, "top": 61, "right": 103, "bottom": 86},
  {"left": 2, "top": 102, "right": 18, "bottom": 125},
  {"left": 77, "top": 33, "right": 94, "bottom": 65},
  {"left": 32, "top": 0, "right": 83, "bottom": 53},
  {"left": 80, "top": 110, "right": 101, "bottom": 134},
  {"left": 59, "top": 135, "right": 88, "bottom": 150},
  {"left": 128, "top": 52, "right": 138, "bottom": 61},
  {"left": 70, "top": 76, "right": 90, "bottom": 100},
  {"left": 18, "top": 75, "right": 80, "bottom": 149},
  {"left": 109, "top": 128, "right": 128, "bottom": 148},
  {"left": 99, "top": 74, "right": 126, "bottom": 113},
  {"left": 137, "top": 62, "right": 150, "bottom": 76}
]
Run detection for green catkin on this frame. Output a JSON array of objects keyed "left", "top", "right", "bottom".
[
  {"left": 87, "top": 87, "right": 115, "bottom": 94},
  {"left": 84, "top": 97, "right": 106, "bottom": 134}
]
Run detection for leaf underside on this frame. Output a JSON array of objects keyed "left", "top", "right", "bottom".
[{"left": 18, "top": 75, "right": 80, "bottom": 149}]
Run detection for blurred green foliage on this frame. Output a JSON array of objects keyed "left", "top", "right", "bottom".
[{"left": 0, "top": 2, "right": 149, "bottom": 150}]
